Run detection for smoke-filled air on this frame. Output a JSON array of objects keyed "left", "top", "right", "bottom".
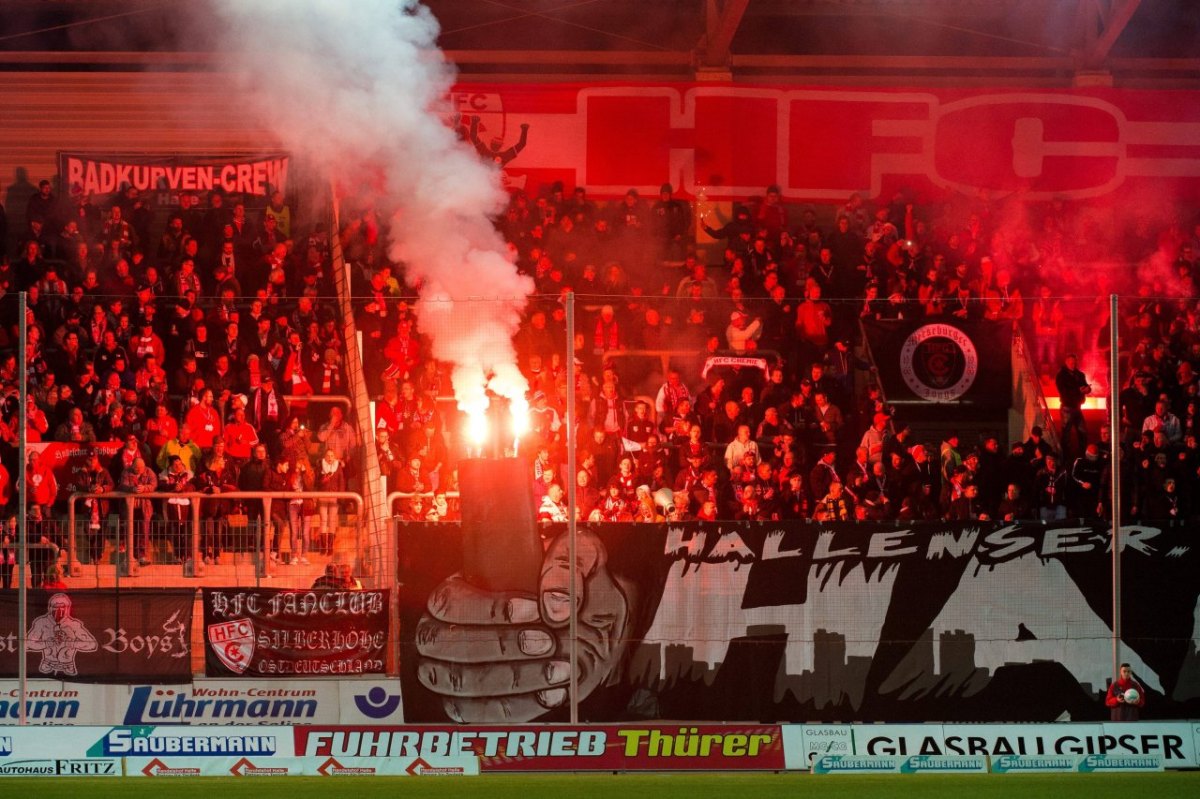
[{"left": 212, "top": 0, "right": 532, "bottom": 428}]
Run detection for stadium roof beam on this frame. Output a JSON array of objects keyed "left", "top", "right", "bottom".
[
  {"left": 700, "top": 0, "right": 752, "bottom": 69},
  {"left": 744, "top": 0, "right": 1025, "bottom": 20},
  {"left": 730, "top": 54, "right": 1076, "bottom": 71},
  {"left": 1080, "top": 0, "right": 1143, "bottom": 69}
]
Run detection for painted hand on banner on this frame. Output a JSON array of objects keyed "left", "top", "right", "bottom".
[{"left": 416, "top": 531, "right": 631, "bottom": 723}]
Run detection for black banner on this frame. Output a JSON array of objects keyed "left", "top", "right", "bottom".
[
  {"left": 202, "top": 588, "right": 389, "bottom": 677},
  {"left": 863, "top": 319, "right": 1012, "bottom": 406},
  {"left": 59, "top": 152, "right": 290, "bottom": 197},
  {"left": 397, "top": 520, "right": 1200, "bottom": 723},
  {"left": 0, "top": 589, "right": 193, "bottom": 683}
]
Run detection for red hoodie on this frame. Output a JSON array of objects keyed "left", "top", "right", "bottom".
[{"left": 1106, "top": 674, "right": 1146, "bottom": 721}]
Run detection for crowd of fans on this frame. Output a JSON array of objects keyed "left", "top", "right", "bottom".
[
  {"left": 0, "top": 179, "right": 357, "bottom": 567},
  {"left": 351, "top": 175, "right": 1199, "bottom": 526},
  {"left": 2, "top": 164, "right": 1198, "bottom": 565}
]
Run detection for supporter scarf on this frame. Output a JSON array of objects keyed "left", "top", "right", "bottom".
[{"left": 701, "top": 355, "right": 769, "bottom": 379}]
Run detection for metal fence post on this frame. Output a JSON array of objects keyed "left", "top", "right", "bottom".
[
  {"left": 124, "top": 496, "right": 136, "bottom": 577},
  {"left": 1109, "top": 294, "right": 1122, "bottom": 679},
  {"left": 262, "top": 497, "right": 273, "bottom": 575},
  {"left": 17, "top": 291, "right": 27, "bottom": 725},
  {"left": 192, "top": 498, "right": 203, "bottom": 576},
  {"left": 565, "top": 290, "right": 579, "bottom": 724},
  {"left": 66, "top": 498, "right": 81, "bottom": 577}
]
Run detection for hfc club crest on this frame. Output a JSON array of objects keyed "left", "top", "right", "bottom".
[{"left": 207, "top": 618, "right": 255, "bottom": 674}]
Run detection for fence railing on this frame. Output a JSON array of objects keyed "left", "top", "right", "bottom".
[
  {"left": 65, "top": 490, "right": 365, "bottom": 578},
  {"left": 280, "top": 393, "right": 352, "bottom": 413}
]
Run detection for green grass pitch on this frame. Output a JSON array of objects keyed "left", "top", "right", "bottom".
[{"left": 4, "top": 773, "right": 1200, "bottom": 798}]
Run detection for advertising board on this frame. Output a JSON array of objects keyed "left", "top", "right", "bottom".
[
  {"left": 0, "top": 679, "right": 403, "bottom": 726},
  {"left": 294, "top": 725, "right": 785, "bottom": 771}
]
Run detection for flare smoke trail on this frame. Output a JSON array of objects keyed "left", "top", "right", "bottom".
[{"left": 212, "top": 0, "right": 532, "bottom": 423}]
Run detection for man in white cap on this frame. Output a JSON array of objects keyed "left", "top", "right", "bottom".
[{"left": 725, "top": 310, "right": 762, "bottom": 353}]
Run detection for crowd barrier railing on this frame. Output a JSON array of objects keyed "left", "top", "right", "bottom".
[
  {"left": 66, "top": 490, "right": 365, "bottom": 578},
  {"left": 280, "top": 393, "right": 352, "bottom": 412}
]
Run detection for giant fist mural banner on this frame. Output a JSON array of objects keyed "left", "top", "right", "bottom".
[{"left": 397, "top": 521, "right": 1200, "bottom": 723}]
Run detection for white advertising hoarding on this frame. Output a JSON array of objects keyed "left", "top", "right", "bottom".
[{"left": 0, "top": 679, "right": 403, "bottom": 725}]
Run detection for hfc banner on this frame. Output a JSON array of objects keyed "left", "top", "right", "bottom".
[
  {"left": 862, "top": 319, "right": 1012, "bottom": 406},
  {"left": 447, "top": 84, "right": 1200, "bottom": 203},
  {"left": 396, "top": 521, "right": 1200, "bottom": 724},
  {"left": 0, "top": 590, "right": 193, "bottom": 682},
  {"left": 59, "top": 153, "right": 289, "bottom": 198},
  {"left": 202, "top": 589, "right": 389, "bottom": 678}
]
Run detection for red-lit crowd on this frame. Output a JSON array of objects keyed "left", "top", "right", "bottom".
[
  {"left": 1, "top": 169, "right": 1197, "bottom": 573},
  {"left": 0, "top": 180, "right": 357, "bottom": 572},
  {"left": 363, "top": 178, "right": 1200, "bottom": 525}
]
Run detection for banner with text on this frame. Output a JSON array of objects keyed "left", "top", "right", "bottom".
[
  {"left": 397, "top": 520, "right": 1200, "bottom": 723},
  {"left": 293, "top": 724, "right": 783, "bottom": 771},
  {"left": 782, "top": 721, "right": 1197, "bottom": 770},
  {"left": 0, "top": 590, "right": 193, "bottom": 683},
  {"left": 202, "top": 589, "right": 389, "bottom": 678},
  {"left": 59, "top": 153, "right": 289, "bottom": 198},
  {"left": 0, "top": 679, "right": 403, "bottom": 725},
  {"left": 30, "top": 441, "right": 121, "bottom": 503}
]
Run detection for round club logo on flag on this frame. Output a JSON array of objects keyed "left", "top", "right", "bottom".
[{"left": 899, "top": 324, "right": 979, "bottom": 401}]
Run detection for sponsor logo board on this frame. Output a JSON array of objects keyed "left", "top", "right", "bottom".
[
  {"left": 127, "top": 755, "right": 476, "bottom": 777},
  {"left": 812, "top": 754, "right": 900, "bottom": 774},
  {"left": 1099, "top": 723, "right": 1197, "bottom": 769},
  {"left": 87, "top": 726, "right": 288, "bottom": 758},
  {"left": 0, "top": 680, "right": 400, "bottom": 726},
  {"left": 899, "top": 754, "right": 989, "bottom": 773},
  {"left": 783, "top": 725, "right": 852, "bottom": 769},
  {"left": 230, "top": 757, "right": 291, "bottom": 777},
  {"left": 0, "top": 682, "right": 142, "bottom": 726},
  {"left": 294, "top": 725, "right": 784, "bottom": 771},
  {"left": 1076, "top": 754, "right": 1164, "bottom": 772},
  {"left": 133, "top": 758, "right": 202, "bottom": 777},
  {"left": 0, "top": 726, "right": 120, "bottom": 758},
  {"left": 344, "top": 683, "right": 403, "bottom": 722},
  {"left": 992, "top": 755, "right": 1078, "bottom": 773},
  {"left": 797, "top": 723, "right": 1197, "bottom": 770},
  {"left": 316, "top": 756, "right": 477, "bottom": 777},
  {"left": 403, "top": 756, "right": 476, "bottom": 776},
  {"left": 0, "top": 759, "right": 119, "bottom": 777},
  {"left": 853, "top": 725, "right": 946, "bottom": 757},
  {"left": 811, "top": 753, "right": 986, "bottom": 774},
  {"left": 938, "top": 723, "right": 1193, "bottom": 767},
  {"left": 123, "top": 683, "right": 328, "bottom": 725}
]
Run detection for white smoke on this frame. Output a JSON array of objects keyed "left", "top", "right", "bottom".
[{"left": 212, "top": 0, "right": 531, "bottom": 422}]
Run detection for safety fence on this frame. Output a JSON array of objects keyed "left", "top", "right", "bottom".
[{"left": 57, "top": 491, "right": 365, "bottom": 584}]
